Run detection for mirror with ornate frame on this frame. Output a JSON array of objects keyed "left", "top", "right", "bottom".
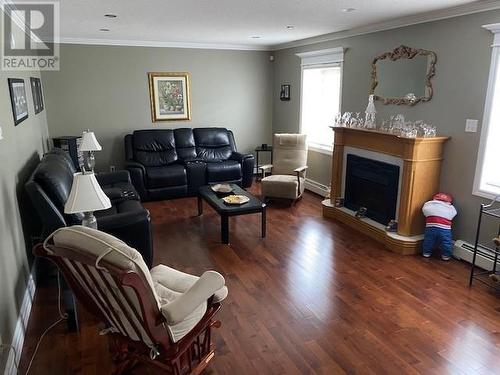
[{"left": 369, "top": 45, "right": 437, "bottom": 106}]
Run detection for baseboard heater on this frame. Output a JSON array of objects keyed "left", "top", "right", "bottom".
[
  {"left": 454, "top": 240, "right": 496, "bottom": 271},
  {"left": 304, "top": 179, "right": 329, "bottom": 197}
]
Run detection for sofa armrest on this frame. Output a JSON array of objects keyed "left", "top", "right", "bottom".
[
  {"left": 125, "top": 161, "right": 148, "bottom": 201},
  {"left": 160, "top": 271, "right": 225, "bottom": 325},
  {"left": 125, "top": 161, "right": 146, "bottom": 173},
  {"left": 294, "top": 165, "right": 308, "bottom": 196},
  {"left": 231, "top": 152, "right": 255, "bottom": 188},
  {"left": 96, "top": 170, "right": 131, "bottom": 186},
  {"left": 180, "top": 158, "right": 205, "bottom": 166},
  {"left": 229, "top": 151, "right": 253, "bottom": 162},
  {"left": 294, "top": 165, "right": 308, "bottom": 175}
]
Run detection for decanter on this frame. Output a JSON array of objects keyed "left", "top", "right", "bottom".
[{"left": 365, "top": 94, "right": 377, "bottom": 129}]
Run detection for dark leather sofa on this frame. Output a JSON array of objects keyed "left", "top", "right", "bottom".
[
  {"left": 25, "top": 149, "right": 153, "bottom": 266},
  {"left": 124, "top": 127, "right": 254, "bottom": 201}
]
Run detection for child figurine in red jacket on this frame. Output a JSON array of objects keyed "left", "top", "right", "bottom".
[{"left": 422, "top": 192, "right": 457, "bottom": 261}]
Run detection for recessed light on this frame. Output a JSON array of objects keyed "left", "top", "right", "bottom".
[
  {"left": 99, "top": 28, "right": 110, "bottom": 32},
  {"left": 251, "top": 36, "right": 261, "bottom": 39},
  {"left": 286, "top": 25, "right": 294, "bottom": 30},
  {"left": 341, "top": 7, "right": 356, "bottom": 13},
  {"left": 104, "top": 14, "right": 117, "bottom": 18}
]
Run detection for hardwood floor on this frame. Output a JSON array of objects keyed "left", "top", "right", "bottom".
[{"left": 18, "top": 185, "right": 500, "bottom": 374}]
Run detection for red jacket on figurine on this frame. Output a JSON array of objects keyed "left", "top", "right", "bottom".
[{"left": 422, "top": 193, "right": 457, "bottom": 261}]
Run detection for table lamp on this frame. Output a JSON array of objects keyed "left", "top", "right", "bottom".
[
  {"left": 64, "top": 172, "right": 111, "bottom": 229},
  {"left": 80, "top": 130, "right": 102, "bottom": 172}
]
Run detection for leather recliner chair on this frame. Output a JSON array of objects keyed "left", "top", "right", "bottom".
[
  {"left": 25, "top": 149, "right": 153, "bottom": 267},
  {"left": 124, "top": 128, "right": 254, "bottom": 201}
]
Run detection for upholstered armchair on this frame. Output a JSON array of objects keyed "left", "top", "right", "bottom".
[
  {"left": 34, "top": 226, "right": 228, "bottom": 374},
  {"left": 260, "top": 134, "right": 308, "bottom": 201}
]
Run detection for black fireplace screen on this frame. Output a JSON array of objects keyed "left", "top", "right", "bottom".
[{"left": 344, "top": 154, "right": 400, "bottom": 225}]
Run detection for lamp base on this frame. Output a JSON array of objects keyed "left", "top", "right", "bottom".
[
  {"left": 82, "top": 211, "right": 97, "bottom": 229},
  {"left": 83, "top": 151, "right": 95, "bottom": 173}
]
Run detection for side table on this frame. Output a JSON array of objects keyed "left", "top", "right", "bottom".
[{"left": 255, "top": 146, "right": 273, "bottom": 181}]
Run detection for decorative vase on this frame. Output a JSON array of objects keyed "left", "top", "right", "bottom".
[{"left": 365, "top": 94, "right": 377, "bottom": 129}]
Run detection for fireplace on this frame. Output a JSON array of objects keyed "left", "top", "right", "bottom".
[{"left": 344, "top": 154, "right": 400, "bottom": 225}]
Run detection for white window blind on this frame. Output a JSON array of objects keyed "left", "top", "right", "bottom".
[
  {"left": 297, "top": 48, "right": 343, "bottom": 153},
  {"left": 474, "top": 24, "right": 500, "bottom": 198}
]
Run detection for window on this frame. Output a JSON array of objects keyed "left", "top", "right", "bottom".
[
  {"left": 474, "top": 24, "right": 500, "bottom": 198},
  {"left": 297, "top": 48, "right": 343, "bottom": 153}
]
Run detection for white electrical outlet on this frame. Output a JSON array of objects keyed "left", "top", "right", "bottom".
[
  {"left": 465, "top": 119, "right": 478, "bottom": 133},
  {"left": 110, "top": 165, "right": 116, "bottom": 172}
]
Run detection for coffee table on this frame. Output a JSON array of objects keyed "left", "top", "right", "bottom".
[{"left": 198, "top": 184, "right": 266, "bottom": 244}]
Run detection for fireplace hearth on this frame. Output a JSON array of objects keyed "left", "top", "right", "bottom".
[
  {"left": 344, "top": 154, "right": 399, "bottom": 225},
  {"left": 323, "top": 127, "right": 449, "bottom": 255}
]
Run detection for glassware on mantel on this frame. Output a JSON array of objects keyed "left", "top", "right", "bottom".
[
  {"left": 421, "top": 123, "right": 437, "bottom": 137},
  {"left": 333, "top": 113, "right": 342, "bottom": 127},
  {"left": 341, "top": 112, "right": 352, "bottom": 127},
  {"left": 392, "top": 114, "right": 405, "bottom": 134}
]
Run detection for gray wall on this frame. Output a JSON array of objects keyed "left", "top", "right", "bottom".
[
  {"left": 0, "top": 14, "right": 50, "bottom": 372},
  {"left": 41, "top": 45, "right": 274, "bottom": 171},
  {"left": 273, "top": 10, "right": 500, "bottom": 243}
]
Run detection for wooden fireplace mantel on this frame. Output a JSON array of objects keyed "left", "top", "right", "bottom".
[{"left": 323, "top": 127, "right": 450, "bottom": 254}]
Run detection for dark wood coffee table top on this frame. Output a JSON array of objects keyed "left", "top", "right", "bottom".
[{"left": 198, "top": 184, "right": 265, "bottom": 215}]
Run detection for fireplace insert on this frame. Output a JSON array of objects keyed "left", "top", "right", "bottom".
[{"left": 344, "top": 154, "right": 399, "bottom": 225}]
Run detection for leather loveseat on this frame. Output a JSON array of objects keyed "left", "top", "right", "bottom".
[
  {"left": 25, "top": 149, "right": 153, "bottom": 266},
  {"left": 124, "top": 128, "right": 254, "bottom": 201}
]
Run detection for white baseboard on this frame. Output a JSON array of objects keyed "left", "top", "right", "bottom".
[
  {"left": 305, "top": 178, "right": 330, "bottom": 197},
  {"left": 454, "top": 240, "right": 493, "bottom": 270},
  {"left": 4, "top": 274, "right": 36, "bottom": 375}
]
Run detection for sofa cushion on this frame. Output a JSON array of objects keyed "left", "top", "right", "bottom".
[
  {"left": 193, "top": 128, "right": 233, "bottom": 161},
  {"left": 146, "top": 165, "right": 187, "bottom": 188},
  {"left": 206, "top": 160, "right": 241, "bottom": 183},
  {"left": 174, "top": 128, "right": 197, "bottom": 161},
  {"left": 33, "top": 157, "right": 75, "bottom": 211},
  {"left": 261, "top": 175, "right": 305, "bottom": 200},
  {"left": 133, "top": 130, "right": 178, "bottom": 167}
]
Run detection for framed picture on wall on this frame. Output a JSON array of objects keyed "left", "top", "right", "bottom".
[
  {"left": 148, "top": 72, "right": 191, "bottom": 122},
  {"left": 8, "top": 78, "right": 28, "bottom": 126},
  {"left": 30, "top": 77, "right": 44, "bottom": 114}
]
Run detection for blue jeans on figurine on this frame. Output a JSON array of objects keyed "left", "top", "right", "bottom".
[{"left": 422, "top": 227, "right": 453, "bottom": 260}]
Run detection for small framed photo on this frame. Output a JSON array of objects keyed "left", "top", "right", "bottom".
[
  {"left": 8, "top": 78, "right": 28, "bottom": 125},
  {"left": 30, "top": 77, "right": 44, "bottom": 114},
  {"left": 280, "top": 84, "right": 290, "bottom": 101},
  {"left": 148, "top": 72, "right": 191, "bottom": 122}
]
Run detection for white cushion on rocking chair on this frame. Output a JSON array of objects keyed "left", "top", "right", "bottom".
[
  {"left": 51, "top": 226, "right": 228, "bottom": 343},
  {"left": 151, "top": 265, "right": 228, "bottom": 342}
]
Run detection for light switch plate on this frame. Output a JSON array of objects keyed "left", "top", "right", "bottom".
[{"left": 465, "top": 119, "right": 478, "bottom": 133}]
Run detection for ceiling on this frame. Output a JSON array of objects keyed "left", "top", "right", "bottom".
[{"left": 36, "top": 0, "right": 500, "bottom": 50}]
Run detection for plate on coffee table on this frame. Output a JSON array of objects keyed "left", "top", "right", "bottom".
[
  {"left": 222, "top": 195, "right": 250, "bottom": 205},
  {"left": 211, "top": 184, "right": 233, "bottom": 193}
]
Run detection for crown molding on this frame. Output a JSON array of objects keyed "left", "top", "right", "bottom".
[
  {"left": 59, "top": 37, "right": 272, "bottom": 51},
  {"left": 271, "top": 0, "right": 500, "bottom": 50},
  {"left": 483, "top": 23, "right": 500, "bottom": 46},
  {"left": 5, "top": 0, "right": 500, "bottom": 53},
  {"left": 483, "top": 22, "right": 500, "bottom": 33}
]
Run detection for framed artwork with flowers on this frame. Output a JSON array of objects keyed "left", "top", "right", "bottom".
[{"left": 148, "top": 72, "right": 191, "bottom": 122}]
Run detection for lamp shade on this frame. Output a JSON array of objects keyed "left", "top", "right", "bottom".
[
  {"left": 80, "top": 131, "right": 102, "bottom": 151},
  {"left": 64, "top": 172, "right": 111, "bottom": 214}
]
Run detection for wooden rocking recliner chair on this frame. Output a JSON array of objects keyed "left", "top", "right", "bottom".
[{"left": 34, "top": 225, "right": 228, "bottom": 374}]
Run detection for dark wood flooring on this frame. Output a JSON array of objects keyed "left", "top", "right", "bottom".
[{"left": 18, "top": 185, "right": 500, "bottom": 374}]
